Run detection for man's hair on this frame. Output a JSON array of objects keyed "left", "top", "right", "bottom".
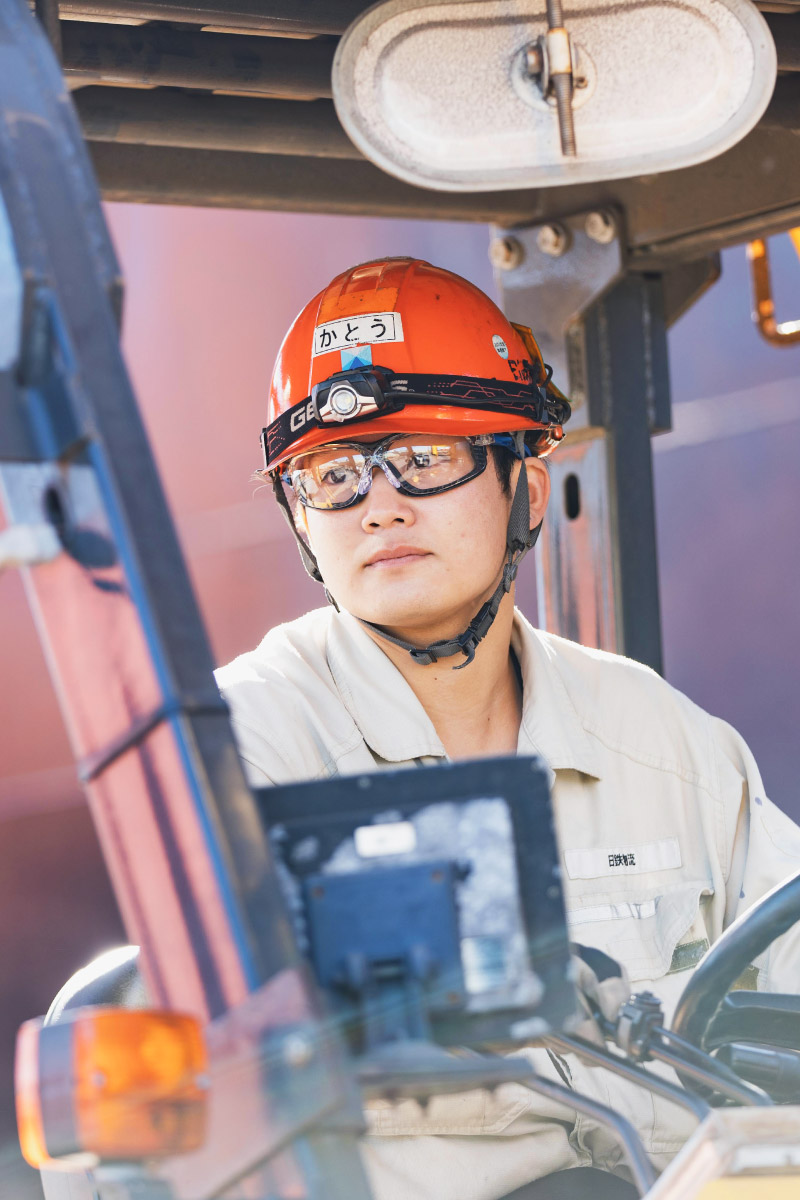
[{"left": 492, "top": 445, "right": 516, "bottom": 497}]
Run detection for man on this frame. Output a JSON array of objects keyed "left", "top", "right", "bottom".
[{"left": 216, "top": 256, "right": 800, "bottom": 1198}]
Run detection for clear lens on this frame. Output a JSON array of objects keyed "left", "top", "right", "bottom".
[
  {"left": 289, "top": 448, "right": 367, "bottom": 510},
  {"left": 382, "top": 437, "right": 476, "bottom": 490},
  {"left": 288, "top": 435, "right": 481, "bottom": 509}
]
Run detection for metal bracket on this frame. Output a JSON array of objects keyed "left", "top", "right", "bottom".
[
  {"left": 491, "top": 209, "right": 624, "bottom": 432},
  {"left": 492, "top": 212, "right": 669, "bottom": 671},
  {"left": 524, "top": 0, "right": 580, "bottom": 158}
]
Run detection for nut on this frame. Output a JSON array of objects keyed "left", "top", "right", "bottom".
[
  {"left": 488, "top": 235, "right": 525, "bottom": 272},
  {"left": 584, "top": 211, "right": 616, "bottom": 245},
  {"left": 536, "top": 224, "right": 571, "bottom": 258},
  {"left": 525, "top": 43, "right": 544, "bottom": 76}
]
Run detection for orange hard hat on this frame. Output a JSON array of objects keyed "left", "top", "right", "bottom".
[{"left": 262, "top": 258, "right": 569, "bottom": 471}]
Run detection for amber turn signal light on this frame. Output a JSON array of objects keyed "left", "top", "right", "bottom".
[{"left": 16, "top": 1007, "right": 208, "bottom": 1169}]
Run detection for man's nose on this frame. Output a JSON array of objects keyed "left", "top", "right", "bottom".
[{"left": 360, "top": 465, "right": 416, "bottom": 530}]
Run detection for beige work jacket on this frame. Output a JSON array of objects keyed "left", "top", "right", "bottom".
[{"left": 216, "top": 607, "right": 800, "bottom": 1200}]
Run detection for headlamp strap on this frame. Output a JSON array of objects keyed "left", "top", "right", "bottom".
[{"left": 262, "top": 369, "right": 563, "bottom": 469}]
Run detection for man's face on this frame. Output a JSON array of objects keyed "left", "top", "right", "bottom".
[{"left": 297, "top": 434, "right": 550, "bottom": 641}]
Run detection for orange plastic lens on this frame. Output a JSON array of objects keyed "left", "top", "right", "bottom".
[
  {"left": 15, "top": 1020, "right": 50, "bottom": 1169},
  {"left": 15, "top": 1008, "right": 208, "bottom": 1168},
  {"left": 74, "top": 1010, "right": 207, "bottom": 1159}
]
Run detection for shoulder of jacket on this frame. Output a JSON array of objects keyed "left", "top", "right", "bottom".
[
  {"left": 215, "top": 606, "right": 334, "bottom": 691},
  {"left": 532, "top": 628, "right": 719, "bottom": 788},
  {"left": 214, "top": 607, "right": 360, "bottom": 780},
  {"left": 534, "top": 628, "right": 665, "bottom": 689}
]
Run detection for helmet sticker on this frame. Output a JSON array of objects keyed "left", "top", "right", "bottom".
[
  {"left": 313, "top": 311, "right": 404, "bottom": 357},
  {"left": 508, "top": 359, "right": 535, "bottom": 384},
  {"left": 492, "top": 334, "right": 509, "bottom": 358},
  {"left": 341, "top": 344, "right": 373, "bottom": 370}
]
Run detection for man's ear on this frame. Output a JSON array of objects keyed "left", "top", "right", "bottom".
[{"left": 524, "top": 456, "right": 550, "bottom": 531}]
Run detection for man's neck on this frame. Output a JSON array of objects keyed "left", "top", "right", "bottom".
[{"left": 361, "top": 591, "right": 522, "bottom": 760}]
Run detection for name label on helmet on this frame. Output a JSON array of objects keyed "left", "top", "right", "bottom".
[{"left": 312, "top": 311, "right": 404, "bottom": 357}]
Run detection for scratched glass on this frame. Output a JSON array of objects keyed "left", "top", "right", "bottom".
[{"left": 286, "top": 434, "right": 487, "bottom": 510}]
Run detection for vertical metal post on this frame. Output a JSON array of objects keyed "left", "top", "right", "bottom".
[
  {"left": 492, "top": 216, "right": 670, "bottom": 673},
  {"left": 581, "top": 274, "right": 669, "bottom": 671}
]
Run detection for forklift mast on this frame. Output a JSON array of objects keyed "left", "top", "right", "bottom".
[{"left": 0, "top": 1, "right": 371, "bottom": 1194}]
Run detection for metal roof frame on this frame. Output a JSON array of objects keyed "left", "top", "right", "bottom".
[{"left": 33, "top": 0, "right": 800, "bottom": 266}]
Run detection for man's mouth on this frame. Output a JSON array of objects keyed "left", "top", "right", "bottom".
[{"left": 363, "top": 545, "right": 432, "bottom": 568}]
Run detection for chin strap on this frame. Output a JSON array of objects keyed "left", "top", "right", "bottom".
[
  {"left": 272, "top": 472, "right": 324, "bottom": 582},
  {"left": 272, "top": 432, "right": 538, "bottom": 669}
]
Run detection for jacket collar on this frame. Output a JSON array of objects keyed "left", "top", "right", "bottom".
[
  {"left": 326, "top": 608, "right": 602, "bottom": 779},
  {"left": 512, "top": 613, "right": 602, "bottom": 779}
]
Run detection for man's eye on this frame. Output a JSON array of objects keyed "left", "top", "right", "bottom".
[
  {"left": 412, "top": 452, "right": 433, "bottom": 469},
  {"left": 321, "top": 465, "right": 352, "bottom": 486}
]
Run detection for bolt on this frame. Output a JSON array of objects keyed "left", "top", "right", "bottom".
[
  {"left": 488, "top": 235, "right": 525, "bottom": 272},
  {"left": 551, "top": 74, "right": 577, "bottom": 157},
  {"left": 536, "top": 224, "right": 571, "bottom": 258},
  {"left": 584, "top": 210, "right": 616, "bottom": 245},
  {"left": 282, "top": 1032, "right": 314, "bottom": 1069}
]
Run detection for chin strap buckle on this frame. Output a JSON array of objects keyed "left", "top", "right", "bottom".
[
  {"left": 453, "top": 632, "right": 481, "bottom": 669},
  {"left": 503, "top": 560, "right": 520, "bottom": 591}
]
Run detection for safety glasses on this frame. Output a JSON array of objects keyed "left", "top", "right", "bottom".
[{"left": 284, "top": 434, "right": 489, "bottom": 510}]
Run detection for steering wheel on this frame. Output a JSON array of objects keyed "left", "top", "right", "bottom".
[{"left": 671, "top": 871, "right": 800, "bottom": 1096}]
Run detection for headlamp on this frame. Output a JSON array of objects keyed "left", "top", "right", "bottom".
[{"left": 318, "top": 382, "right": 378, "bottom": 423}]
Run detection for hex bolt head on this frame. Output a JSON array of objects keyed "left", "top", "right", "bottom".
[
  {"left": 584, "top": 211, "right": 617, "bottom": 245},
  {"left": 488, "top": 235, "right": 525, "bottom": 272},
  {"left": 282, "top": 1033, "right": 314, "bottom": 1069},
  {"left": 536, "top": 224, "right": 572, "bottom": 258}
]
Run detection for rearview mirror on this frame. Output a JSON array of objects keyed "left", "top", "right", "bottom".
[{"left": 333, "top": 0, "right": 777, "bottom": 191}]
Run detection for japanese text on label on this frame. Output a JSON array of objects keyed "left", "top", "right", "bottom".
[
  {"left": 608, "top": 852, "right": 637, "bottom": 868},
  {"left": 312, "top": 312, "right": 404, "bottom": 357}
]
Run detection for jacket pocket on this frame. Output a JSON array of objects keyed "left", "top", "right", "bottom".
[{"left": 568, "top": 881, "right": 713, "bottom": 983}]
